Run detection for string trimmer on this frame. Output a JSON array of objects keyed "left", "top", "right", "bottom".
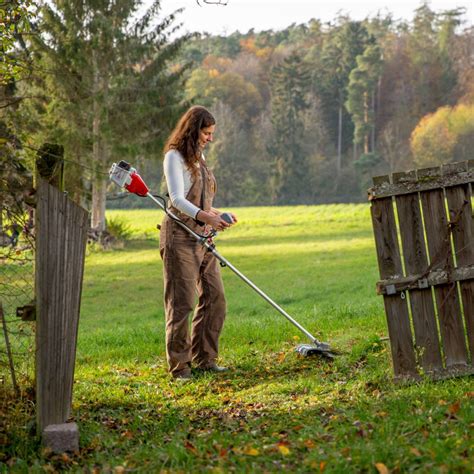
[{"left": 109, "top": 161, "right": 336, "bottom": 359}]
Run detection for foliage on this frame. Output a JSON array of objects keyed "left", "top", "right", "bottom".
[
  {"left": 176, "top": 5, "right": 472, "bottom": 204},
  {"left": 5, "top": 2, "right": 474, "bottom": 209},
  {"left": 3, "top": 206, "right": 473, "bottom": 471},
  {"left": 410, "top": 103, "right": 474, "bottom": 167},
  {"left": 105, "top": 216, "right": 133, "bottom": 242},
  {"left": 269, "top": 52, "right": 310, "bottom": 203},
  {"left": 0, "top": 0, "right": 36, "bottom": 84},
  {"left": 346, "top": 43, "right": 383, "bottom": 153},
  {"left": 315, "top": 20, "right": 369, "bottom": 166},
  {"left": 12, "top": 0, "right": 189, "bottom": 230}
]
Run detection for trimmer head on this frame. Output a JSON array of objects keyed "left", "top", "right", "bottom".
[{"left": 295, "top": 342, "right": 336, "bottom": 359}]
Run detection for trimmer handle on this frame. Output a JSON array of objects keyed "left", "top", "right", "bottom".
[{"left": 221, "top": 212, "right": 234, "bottom": 224}]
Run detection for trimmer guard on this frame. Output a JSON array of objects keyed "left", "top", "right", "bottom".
[{"left": 295, "top": 342, "right": 335, "bottom": 359}]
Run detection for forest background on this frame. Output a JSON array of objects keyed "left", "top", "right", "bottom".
[{"left": 1, "top": 0, "right": 473, "bottom": 229}]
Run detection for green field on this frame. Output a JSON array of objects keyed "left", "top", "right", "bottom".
[{"left": 4, "top": 205, "right": 473, "bottom": 473}]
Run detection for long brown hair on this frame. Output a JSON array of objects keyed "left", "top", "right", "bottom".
[{"left": 164, "top": 106, "right": 216, "bottom": 174}]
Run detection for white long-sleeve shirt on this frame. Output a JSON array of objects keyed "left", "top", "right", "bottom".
[{"left": 163, "top": 149, "right": 203, "bottom": 218}]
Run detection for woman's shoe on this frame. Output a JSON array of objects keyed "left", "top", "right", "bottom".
[{"left": 197, "top": 363, "right": 229, "bottom": 373}]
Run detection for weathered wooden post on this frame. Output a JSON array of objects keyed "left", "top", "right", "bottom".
[{"left": 35, "top": 145, "right": 89, "bottom": 452}]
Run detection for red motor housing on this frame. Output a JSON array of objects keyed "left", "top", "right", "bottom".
[{"left": 125, "top": 171, "right": 149, "bottom": 197}]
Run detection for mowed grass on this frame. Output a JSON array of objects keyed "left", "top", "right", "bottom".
[{"left": 5, "top": 205, "right": 473, "bottom": 473}]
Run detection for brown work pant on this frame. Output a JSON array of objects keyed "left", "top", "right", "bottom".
[{"left": 160, "top": 221, "right": 226, "bottom": 376}]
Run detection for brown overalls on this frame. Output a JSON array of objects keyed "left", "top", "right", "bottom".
[{"left": 159, "top": 160, "right": 226, "bottom": 377}]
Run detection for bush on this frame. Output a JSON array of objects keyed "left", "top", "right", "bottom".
[{"left": 106, "top": 216, "right": 133, "bottom": 241}]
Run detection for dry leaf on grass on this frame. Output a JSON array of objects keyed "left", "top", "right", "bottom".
[{"left": 375, "top": 462, "right": 389, "bottom": 474}]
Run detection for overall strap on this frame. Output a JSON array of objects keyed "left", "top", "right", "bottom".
[{"left": 195, "top": 159, "right": 207, "bottom": 226}]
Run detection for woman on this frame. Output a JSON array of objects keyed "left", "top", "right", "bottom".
[{"left": 159, "top": 106, "right": 237, "bottom": 380}]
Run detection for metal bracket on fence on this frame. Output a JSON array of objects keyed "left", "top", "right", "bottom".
[{"left": 418, "top": 278, "right": 429, "bottom": 289}]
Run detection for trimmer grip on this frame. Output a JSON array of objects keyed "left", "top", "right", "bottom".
[{"left": 221, "top": 212, "right": 234, "bottom": 224}]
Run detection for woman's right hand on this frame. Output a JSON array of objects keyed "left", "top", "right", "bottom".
[{"left": 196, "top": 210, "right": 231, "bottom": 231}]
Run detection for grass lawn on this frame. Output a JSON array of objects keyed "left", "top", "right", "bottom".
[{"left": 3, "top": 205, "right": 473, "bottom": 473}]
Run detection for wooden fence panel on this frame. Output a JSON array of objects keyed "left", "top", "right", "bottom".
[
  {"left": 393, "top": 171, "right": 442, "bottom": 372},
  {"left": 36, "top": 179, "right": 89, "bottom": 430},
  {"left": 418, "top": 168, "right": 468, "bottom": 368},
  {"left": 371, "top": 176, "right": 417, "bottom": 378},
  {"left": 370, "top": 160, "right": 474, "bottom": 380}
]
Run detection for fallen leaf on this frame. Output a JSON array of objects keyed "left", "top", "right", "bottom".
[
  {"left": 292, "top": 425, "right": 304, "bottom": 431},
  {"left": 277, "top": 352, "right": 287, "bottom": 363},
  {"left": 114, "top": 467, "right": 125, "bottom": 474},
  {"left": 121, "top": 430, "right": 133, "bottom": 439},
  {"left": 304, "top": 439, "right": 316, "bottom": 449},
  {"left": 278, "top": 444, "right": 291, "bottom": 455},
  {"left": 218, "top": 447, "right": 228, "bottom": 458},
  {"left": 410, "top": 447, "right": 421, "bottom": 457},
  {"left": 319, "top": 461, "right": 327, "bottom": 472},
  {"left": 448, "top": 401, "right": 460, "bottom": 415},
  {"left": 438, "top": 399, "right": 448, "bottom": 406},
  {"left": 245, "top": 447, "right": 259, "bottom": 456},
  {"left": 375, "top": 462, "right": 389, "bottom": 474},
  {"left": 184, "top": 441, "right": 198, "bottom": 455}
]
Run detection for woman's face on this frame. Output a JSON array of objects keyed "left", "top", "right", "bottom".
[{"left": 198, "top": 124, "right": 215, "bottom": 150}]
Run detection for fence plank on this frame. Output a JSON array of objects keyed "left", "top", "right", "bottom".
[
  {"left": 418, "top": 168, "right": 468, "bottom": 368},
  {"left": 371, "top": 176, "right": 417, "bottom": 378},
  {"left": 393, "top": 171, "right": 442, "bottom": 372},
  {"left": 36, "top": 179, "right": 89, "bottom": 430},
  {"left": 444, "top": 174, "right": 474, "bottom": 364}
]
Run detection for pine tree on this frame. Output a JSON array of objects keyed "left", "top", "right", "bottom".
[
  {"left": 315, "top": 20, "right": 369, "bottom": 176},
  {"left": 269, "top": 52, "right": 310, "bottom": 204},
  {"left": 26, "top": 0, "right": 189, "bottom": 232},
  {"left": 346, "top": 43, "right": 383, "bottom": 154}
]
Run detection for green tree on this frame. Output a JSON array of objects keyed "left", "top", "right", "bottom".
[
  {"left": 268, "top": 52, "right": 310, "bottom": 204},
  {"left": 186, "top": 67, "right": 263, "bottom": 122},
  {"left": 0, "top": 0, "right": 36, "bottom": 85},
  {"left": 24, "top": 0, "right": 188, "bottom": 231},
  {"left": 407, "top": 3, "right": 461, "bottom": 117},
  {"left": 315, "top": 20, "right": 369, "bottom": 175},
  {"left": 346, "top": 43, "right": 383, "bottom": 154}
]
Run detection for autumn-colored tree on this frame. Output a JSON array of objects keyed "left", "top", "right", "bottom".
[
  {"left": 410, "top": 103, "right": 474, "bottom": 167},
  {"left": 186, "top": 67, "right": 263, "bottom": 121}
]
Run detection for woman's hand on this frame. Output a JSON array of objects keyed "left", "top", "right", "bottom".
[
  {"left": 196, "top": 210, "right": 231, "bottom": 231},
  {"left": 210, "top": 208, "right": 238, "bottom": 225}
]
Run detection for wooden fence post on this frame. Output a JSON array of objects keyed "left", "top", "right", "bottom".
[{"left": 35, "top": 150, "right": 89, "bottom": 449}]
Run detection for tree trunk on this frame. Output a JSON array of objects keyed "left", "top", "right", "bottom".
[
  {"left": 0, "top": 199, "right": 3, "bottom": 236},
  {"left": 90, "top": 50, "right": 107, "bottom": 232},
  {"left": 371, "top": 89, "right": 376, "bottom": 152},
  {"left": 90, "top": 100, "right": 106, "bottom": 231},
  {"left": 91, "top": 176, "right": 107, "bottom": 232},
  {"left": 364, "top": 91, "right": 370, "bottom": 154},
  {"left": 337, "top": 103, "right": 342, "bottom": 174}
]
